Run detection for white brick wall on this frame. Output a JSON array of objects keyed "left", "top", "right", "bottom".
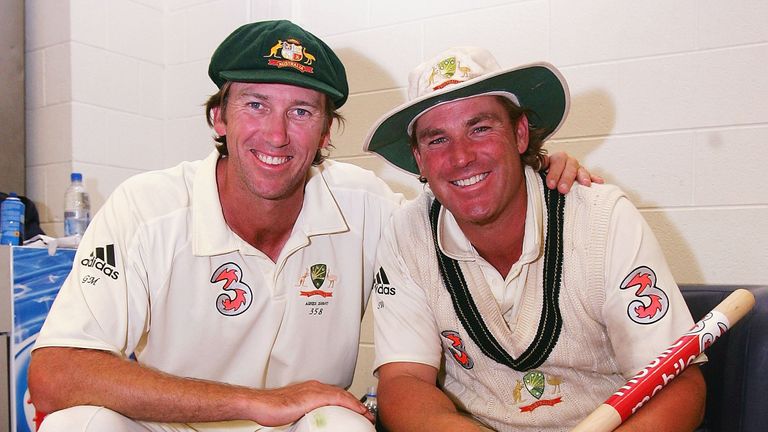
[
  {"left": 25, "top": 0, "right": 166, "bottom": 234},
  {"left": 25, "top": 0, "right": 768, "bottom": 397}
]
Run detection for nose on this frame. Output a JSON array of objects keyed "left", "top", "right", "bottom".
[
  {"left": 262, "top": 113, "right": 290, "bottom": 147},
  {"left": 448, "top": 140, "right": 475, "bottom": 167}
]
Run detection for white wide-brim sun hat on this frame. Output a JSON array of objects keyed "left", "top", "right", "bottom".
[{"left": 363, "top": 46, "right": 571, "bottom": 176}]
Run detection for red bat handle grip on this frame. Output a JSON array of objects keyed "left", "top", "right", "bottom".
[{"left": 571, "top": 288, "right": 756, "bottom": 432}]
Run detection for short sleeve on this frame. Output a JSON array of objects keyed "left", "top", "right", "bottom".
[
  {"left": 34, "top": 184, "right": 150, "bottom": 357},
  {"left": 602, "top": 197, "right": 695, "bottom": 377},
  {"left": 372, "top": 221, "right": 443, "bottom": 372}
]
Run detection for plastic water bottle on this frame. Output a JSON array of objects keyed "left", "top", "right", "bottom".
[
  {"left": 64, "top": 172, "right": 91, "bottom": 237},
  {"left": 1, "top": 193, "right": 25, "bottom": 245},
  {"left": 363, "top": 385, "right": 378, "bottom": 421}
]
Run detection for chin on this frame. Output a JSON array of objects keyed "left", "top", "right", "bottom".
[{"left": 450, "top": 206, "right": 496, "bottom": 226}]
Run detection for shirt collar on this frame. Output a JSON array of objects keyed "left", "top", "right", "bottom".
[
  {"left": 296, "top": 161, "right": 349, "bottom": 237},
  {"left": 192, "top": 151, "right": 349, "bottom": 256},
  {"left": 437, "top": 166, "right": 543, "bottom": 266}
]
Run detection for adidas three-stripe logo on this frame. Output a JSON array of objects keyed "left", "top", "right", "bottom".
[
  {"left": 80, "top": 243, "right": 121, "bottom": 280},
  {"left": 374, "top": 267, "right": 397, "bottom": 295}
]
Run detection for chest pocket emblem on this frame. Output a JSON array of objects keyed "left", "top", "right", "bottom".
[{"left": 299, "top": 263, "right": 336, "bottom": 298}]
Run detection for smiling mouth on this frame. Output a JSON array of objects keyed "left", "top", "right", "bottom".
[
  {"left": 253, "top": 150, "right": 292, "bottom": 166},
  {"left": 451, "top": 172, "right": 489, "bottom": 187}
]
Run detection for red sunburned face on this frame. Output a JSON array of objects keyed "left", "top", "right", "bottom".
[
  {"left": 413, "top": 95, "right": 529, "bottom": 227},
  {"left": 213, "top": 82, "right": 330, "bottom": 203}
]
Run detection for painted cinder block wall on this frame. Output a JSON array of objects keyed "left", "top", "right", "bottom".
[{"left": 25, "top": 0, "right": 768, "bottom": 397}]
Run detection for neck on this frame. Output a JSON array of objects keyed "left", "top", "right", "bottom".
[
  {"left": 216, "top": 159, "right": 304, "bottom": 262},
  {"left": 457, "top": 181, "right": 528, "bottom": 277}
]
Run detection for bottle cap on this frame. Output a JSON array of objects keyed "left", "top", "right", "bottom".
[
  {"left": 71, "top": 172, "right": 83, "bottom": 182},
  {"left": 366, "top": 385, "right": 376, "bottom": 396},
  {"left": 9, "top": 192, "right": 18, "bottom": 197}
]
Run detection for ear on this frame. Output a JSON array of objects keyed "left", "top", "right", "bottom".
[
  {"left": 319, "top": 132, "right": 331, "bottom": 149},
  {"left": 212, "top": 106, "right": 226, "bottom": 136},
  {"left": 515, "top": 114, "right": 530, "bottom": 155},
  {"left": 319, "top": 119, "right": 333, "bottom": 149},
  {"left": 412, "top": 145, "right": 426, "bottom": 176}
]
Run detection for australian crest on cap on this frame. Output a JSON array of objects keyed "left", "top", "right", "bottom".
[
  {"left": 264, "top": 38, "right": 316, "bottom": 73},
  {"left": 429, "top": 56, "right": 472, "bottom": 90}
]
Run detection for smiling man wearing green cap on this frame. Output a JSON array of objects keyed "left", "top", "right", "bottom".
[
  {"left": 27, "top": 21, "right": 591, "bottom": 432},
  {"left": 28, "top": 20, "right": 387, "bottom": 432},
  {"left": 368, "top": 47, "right": 705, "bottom": 432}
]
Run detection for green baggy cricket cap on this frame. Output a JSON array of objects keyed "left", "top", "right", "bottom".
[{"left": 208, "top": 20, "right": 349, "bottom": 108}]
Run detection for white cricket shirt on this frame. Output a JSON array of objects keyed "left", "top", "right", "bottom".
[{"left": 35, "top": 150, "right": 403, "bottom": 390}]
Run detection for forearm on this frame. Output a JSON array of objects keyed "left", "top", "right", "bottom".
[
  {"left": 29, "top": 347, "right": 370, "bottom": 426},
  {"left": 29, "top": 347, "right": 257, "bottom": 422},
  {"left": 615, "top": 365, "right": 706, "bottom": 432},
  {"left": 378, "top": 370, "right": 482, "bottom": 432}
]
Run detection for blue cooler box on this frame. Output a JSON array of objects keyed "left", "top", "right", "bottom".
[{"left": 1, "top": 245, "right": 76, "bottom": 432}]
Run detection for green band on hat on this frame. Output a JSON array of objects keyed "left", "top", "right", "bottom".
[{"left": 209, "top": 20, "right": 349, "bottom": 108}]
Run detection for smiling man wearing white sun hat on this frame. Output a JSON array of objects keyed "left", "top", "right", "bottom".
[{"left": 366, "top": 47, "right": 705, "bottom": 432}]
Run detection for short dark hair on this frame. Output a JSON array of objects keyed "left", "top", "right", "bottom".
[
  {"left": 204, "top": 82, "right": 345, "bottom": 165},
  {"left": 409, "top": 96, "right": 549, "bottom": 169}
]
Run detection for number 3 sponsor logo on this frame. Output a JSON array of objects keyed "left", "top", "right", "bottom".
[
  {"left": 441, "top": 330, "right": 474, "bottom": 369},
  {"left": 620, "top": 266, "right": 669, "bottom": 324},
  {"left": 211, "top": 262, "right": 253, "bottom": 316}
]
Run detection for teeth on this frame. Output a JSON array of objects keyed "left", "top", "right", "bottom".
[
  {"left": 255, "top": 152, "right": 291, "bottom": 166},
  {"left": 452, "top": 173, "right": 488, "bottom": 187}
]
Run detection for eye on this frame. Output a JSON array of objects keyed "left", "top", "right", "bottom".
[
  {"left": 426, "top": 136, "right": 447, "bottom": 146},
  {"left": 247, "top": 101, "right": 263, "bottom": 110},
  {"left": 472, "top": 125, "right": 491, "bottom": 134},
  {"left": 289, "top": 107, "right": 315, "bottom": 120}
]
